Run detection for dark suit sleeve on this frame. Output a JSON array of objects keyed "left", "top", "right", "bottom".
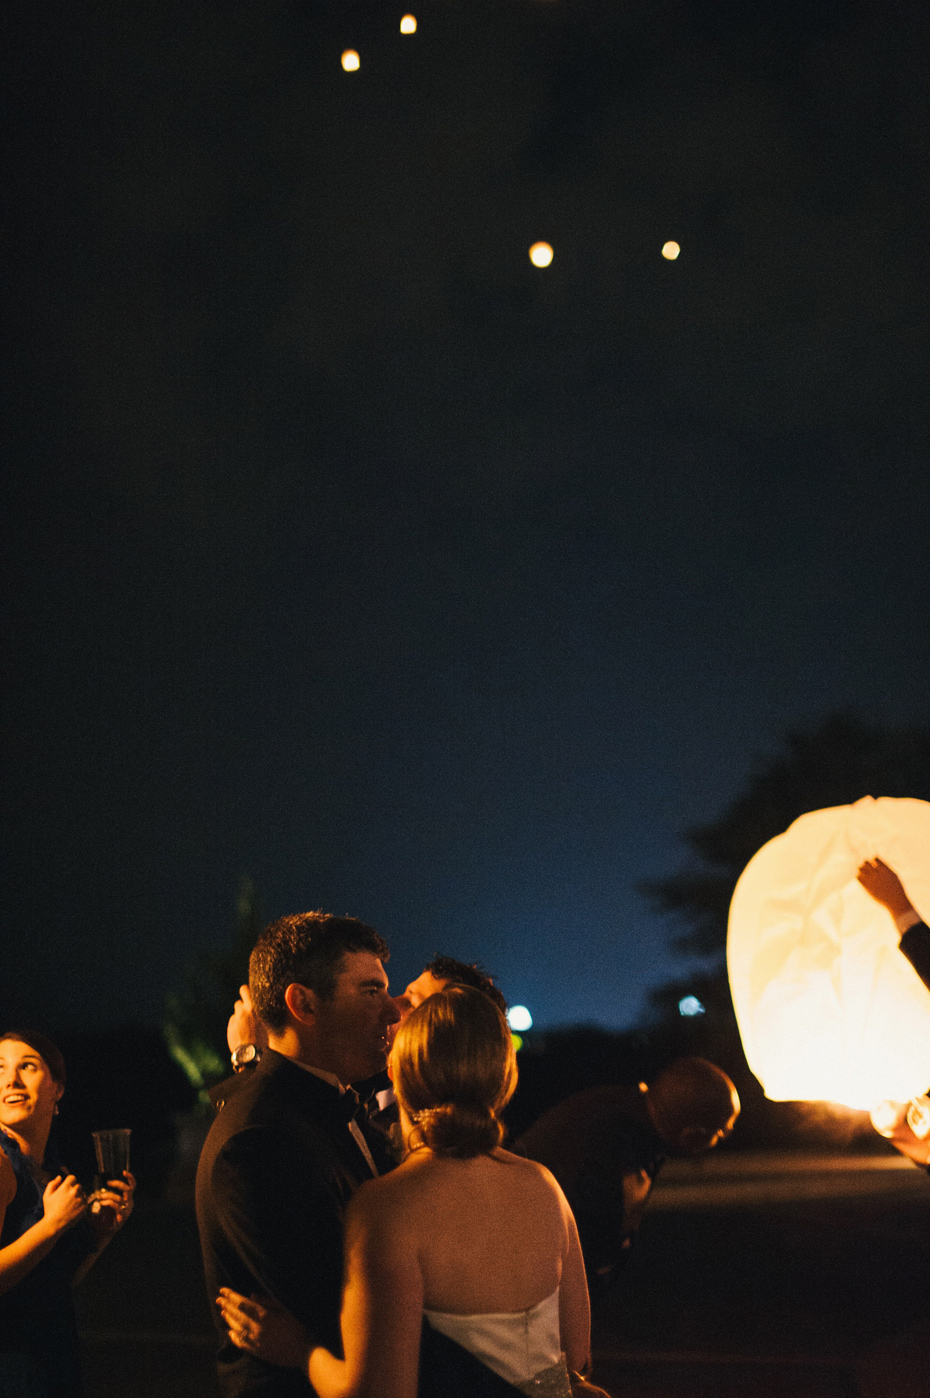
[
  {"left": 900, "top": 922, "right": 930, "bottom": 994},
  {"left": 211, "top": 1124, "right": 346, "bottom": 1356}
]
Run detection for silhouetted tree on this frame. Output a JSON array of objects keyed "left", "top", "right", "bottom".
[
  {"left": 643, "top": 714, "right": 930, "bottom": 960},
  {"left": 164, "top": 877, "right": 263, "bottom": 1102},
  {"left": 639, "top": 715, "right": 930, "bottom": 1143}
]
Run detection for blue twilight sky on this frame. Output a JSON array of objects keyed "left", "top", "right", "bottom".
[{"left": 3, "top": 0, "right": 928, "bottom": 1032}]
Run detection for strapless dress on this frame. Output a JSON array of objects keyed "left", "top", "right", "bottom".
[{"left": 423, "top": 1288, "right": 572, "bottom": 1397}]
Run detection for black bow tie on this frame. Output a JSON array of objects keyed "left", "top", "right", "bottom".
[{"left": 338, "top": 1088, "right": 364, "bottom": 1124}]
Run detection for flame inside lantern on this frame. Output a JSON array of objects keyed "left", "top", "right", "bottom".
[{"left": 727, "top": 796, "right": 930, "bottom": 1111}]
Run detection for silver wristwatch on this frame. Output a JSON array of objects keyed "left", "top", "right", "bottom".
[{"left": 231, "top": 1043, "right": 261, "bottom": 1072}]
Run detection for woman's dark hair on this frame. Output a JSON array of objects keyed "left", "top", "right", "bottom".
[
  {"left": 0, "top": 1030, "right": 67, "bottom": 1087},
  {"left": 391, "top": 986, "right": 517, "bottom": 1158}
]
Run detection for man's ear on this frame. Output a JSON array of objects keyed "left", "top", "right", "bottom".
[{"left": 284, "top": 983, "right": 318, "bottom": 1026}]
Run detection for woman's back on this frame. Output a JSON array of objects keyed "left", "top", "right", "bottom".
[
  {"left": 345, "top": 1145, "right": 586, "bottom": 1396},
  {"left": 365, "top": 1147, "right": 568, "bottom": 1314},
  {"left": 217, "top": 987, "right": 596, "bottom": 1398}
]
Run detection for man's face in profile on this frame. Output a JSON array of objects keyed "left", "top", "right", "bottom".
[
  {"left": 390, "top": 969, "right": 449, "bottom": 1031},
  {"left": 310, "top": 950, "right": 401, "bottom": 1083},
  {"left": 403, "top": 969, "right": 449, "bottom": 1008}
]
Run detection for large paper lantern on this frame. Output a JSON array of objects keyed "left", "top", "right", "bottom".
[{"left": 727, "top": 796, "right": 930, "bottom": 1110}]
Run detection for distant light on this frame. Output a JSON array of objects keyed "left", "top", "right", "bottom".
[
  {"left": 341, "top": 50, "right": 360, "bottom": 71},
  {"left": 678, "top": 995, "right": 705, "bottom": 1017},
  {"left": 400, "top": 14, "right": 417, "bottom": 33},
  {"left": 511, "top": 1033, "right": 523, "bottom": 1052},
  {"left": 661, "top": 241, "right": 681, "bottom": 261},
  {"left": 528, "top": 242, "right": 553, "bottom": 268},
  {"left": 507, "top": 1005, "right": 533, "bottom": 1032}
]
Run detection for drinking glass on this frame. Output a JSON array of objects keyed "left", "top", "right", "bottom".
[{"left": 90, "top": 1128, "right": 131, "bottom": 1203}]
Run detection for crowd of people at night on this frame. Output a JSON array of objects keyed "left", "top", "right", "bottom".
[{"left": 1, "top": 858, "right": 928, "bottom": 1398}]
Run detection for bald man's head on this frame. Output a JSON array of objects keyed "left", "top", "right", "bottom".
[{"left": 645, "top": 1057, "right": 740, "bottom": 1155}]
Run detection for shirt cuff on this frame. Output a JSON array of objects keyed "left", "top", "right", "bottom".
[{"left": 895, "top": 907, "right": 922, "bottom": 936}]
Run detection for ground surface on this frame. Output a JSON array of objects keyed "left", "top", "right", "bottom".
[{"left": 74, "top": 1150, "right": 930, "bottom": 1397}]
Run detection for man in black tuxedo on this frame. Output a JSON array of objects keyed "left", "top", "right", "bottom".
[{"left": 196, "top": 912, "right": 401, "bottom": 1397}]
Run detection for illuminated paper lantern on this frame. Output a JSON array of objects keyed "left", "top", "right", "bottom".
[{"left": 727, "top": 796, "right": 930, "bottom": 1110}]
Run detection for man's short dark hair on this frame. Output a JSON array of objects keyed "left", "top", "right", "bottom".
[
  {"left": 424, "top": 956, "right": 507, "bottom": 1016},
  {"left": 250, "top": 913, "right": 389, "bottom": 1032}
]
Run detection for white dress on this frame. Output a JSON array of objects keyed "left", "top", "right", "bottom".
[{"left": 423, "top": 1288, "right": 573, "bottom": 1396}]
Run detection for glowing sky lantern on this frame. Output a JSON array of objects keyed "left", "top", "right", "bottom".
[
  {"left": 529, "top": 241, "right": 554, "bottom": 268},
  {"left": 400, "top": 14, "right": 417, "bottom": 34},
  {"left": 661, "top": 241, "right": 680, "bottom": 260},
  {"left": 727, "top": 797, "right": 930, "bottom": 1110},
  {"left": 341, "top": 50, "right": 360, "bottom": 72}
]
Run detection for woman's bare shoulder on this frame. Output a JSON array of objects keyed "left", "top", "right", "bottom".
[
  {"left": 496, "top": 1148, "right": 563, "bottom": 1187},
  {"left": 345, "top": 1161, "right": 423, "bottom": 1222}
]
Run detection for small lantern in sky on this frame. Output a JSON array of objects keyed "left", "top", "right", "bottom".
[
  {"left": 661, "top": 241, "right": 680, "bottom": 260},
  {"left": 529, "top": 241, "right": 554, "bottom": 268},
  {"left": 727, "top": 796, "right": 930, "bottom": 1110},
  {"left": 400, "top": 14, "right": 417, "bottom": 34},
  {"left": 341, "top": 50, "right": 360, "bottom": 72}
]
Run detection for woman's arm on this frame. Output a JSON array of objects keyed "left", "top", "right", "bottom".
[
  {"left": 72, "top": 1172, "right": 137, "bottom": 1285},
  {"left": 309, "top": 1188, "right": 423, "bottom": 1398},
  {"left": 217, "top": 1182, "right": 424, "bottom": 1398},
  {"left": 0, "top": 1160, "right": 87, "bottom": 1296},
  {"left": 556, "top": 1187, "right": 592, "bottom": 1376}
]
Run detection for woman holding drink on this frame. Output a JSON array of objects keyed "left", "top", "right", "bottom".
[
  {"left": 0, "top": 1030, "right": 135, "bottom": 1397},
  {"left": 218, "top": 986, "right": 610, "bottom": 1398}
]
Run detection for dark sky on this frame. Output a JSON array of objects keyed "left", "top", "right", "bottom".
[{"left": 3, "top": 0, "right": 929, "bottom": 1033}]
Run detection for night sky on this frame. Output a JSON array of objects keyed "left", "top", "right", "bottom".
[{"left": 3, "top": 0, "right": 928, "bottom": 1034}]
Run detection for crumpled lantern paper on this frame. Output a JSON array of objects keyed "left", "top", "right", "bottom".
[{"left": 727, "top": 796, "right": 930, "bottom": 1110}]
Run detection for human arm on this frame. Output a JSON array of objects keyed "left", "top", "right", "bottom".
[
  {"left": 551, "top": 1176, "right": 615, "bottom": 1396},
  {"left": 218, "top": 1181, "right": 423, "bottom": 1398},
  {"left": 72, "top": 1171, "right": 136, "bottom": 1284},
  {"left": 557, "top": 1190, "right": 593, "bottom": 1380},
  {"left": 311, "top": 1185, "right": 422, "bottom": 1398},
  {"left": 0, "top": 1158, "right": 88, "bottom": 1296},
  {"left": 857, "top": 859, "right": 920, "bottom": 925},
  {"left": 227, "top": 986, "right": 268, "bottom": 1058},
  {"left": 858, "top": 858, "right": 930, "bottom": 992}
]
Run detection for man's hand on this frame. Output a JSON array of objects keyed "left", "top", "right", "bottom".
[
  {"left": 857, "top": 858, "right": 917, "bottom": 921},
  {"left": 226, "top": 985, "right": 269, "bottom": 1055},
  {"left": 217, "top": 1288, "right": 311, "bottom": 1370}
]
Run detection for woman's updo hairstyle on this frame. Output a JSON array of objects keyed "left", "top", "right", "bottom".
[{"left": 391, "top": 985, "right": 517, "bottom": 1158}]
